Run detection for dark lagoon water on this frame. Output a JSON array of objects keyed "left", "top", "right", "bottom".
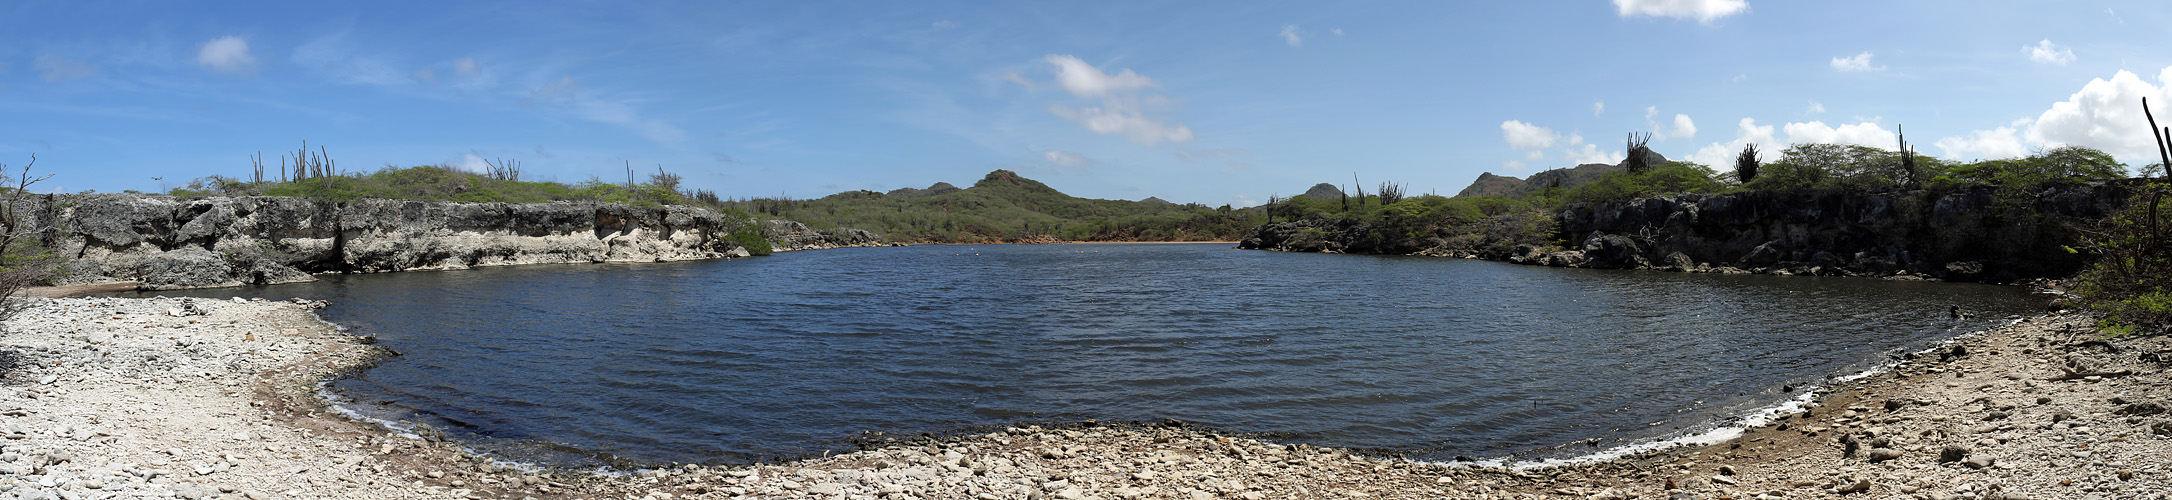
[{"left": 135, "top": 243, "right": 2043, "bottom": 466}]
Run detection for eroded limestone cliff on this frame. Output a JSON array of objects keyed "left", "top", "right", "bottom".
[{"left": 27, "top": 194, "right": 886, "bottom": 290}]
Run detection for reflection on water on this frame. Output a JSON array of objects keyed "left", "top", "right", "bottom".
[{"left": 135, "top": 243, "right": 2042, "bottom": 466}]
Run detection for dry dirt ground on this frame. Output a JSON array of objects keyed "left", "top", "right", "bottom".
[{"left": 2, "top": 297, "right": 2167, "bottom": 500}]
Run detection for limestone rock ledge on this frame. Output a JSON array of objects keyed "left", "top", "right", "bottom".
[{"left": 24, "top": 194, "right": 840, "bottom": 290}]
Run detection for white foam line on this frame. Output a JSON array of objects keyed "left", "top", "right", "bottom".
[{"left": 1435, "top": 315, "right": 2029, "bottom": 471}]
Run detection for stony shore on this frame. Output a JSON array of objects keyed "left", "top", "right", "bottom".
[{"left": 3, "top": 297, "right": 2168, "bottom": 500}]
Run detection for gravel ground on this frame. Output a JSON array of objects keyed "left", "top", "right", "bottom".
[{"left": 2, "top": 298, "right": 2167, "bottom": 500}]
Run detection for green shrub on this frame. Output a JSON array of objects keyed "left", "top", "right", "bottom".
[
  {"left": 723, "top": 228, "right": 773, "bottom": 256},
  {"left": 1561, "top": 162, "right": 1729, "bottom": 206},
  {"left": 2071, "top": 182, "right": 2172, "bottom": 335}
]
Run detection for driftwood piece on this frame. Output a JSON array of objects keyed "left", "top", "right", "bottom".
[{"left": 2046, "top": 368, "right": 2137, "bottom": 382}]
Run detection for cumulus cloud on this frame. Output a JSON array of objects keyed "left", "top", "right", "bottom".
[
  {"left": 2021, "top": 67, "right": 2172, "bottom": 160},
  {"left": 1611, "top": 0, "right": 1749, "bottom": 23},
  {"left": 1831, "top": 52, "right": 1884, "bottom": 72},
  {"left": 1048, "top": 104, "right": 1194, "bottom": 145},
  {"left": 1934, "top": 119, "right": 2032, "bottom": 160},
  {"left": 1045, "top": 55, "right": 1156, "bottom": 99},
  {"left": 1043, "top": 150, "right": 1095, "bottom": 168},
  {"left": 454, "top": 57, "right": 480, "bottom": 77},
  {"left": 1593, "top": 100, "right": 1605, "bottom": 116},
  {"left": 1526, "top": 150, "right": 1545, "bottom": 160},
  {"left": 1500, "top": 120, "right": 1561, "bottom": 149},
  {"left": 196, "top": 36, "right": 256, "bottom": 73},
  {"left": 1563, "top": 141, "right": 1625, "bottom": 165},
  {"left": 1503, "top": 160, "right": 1527, "bottom": 171},
  {"left": 33, "top": 54, "right": 98, "bottom": 82},
  {"left": 1667, "top": 114, "right": 1698, "bottom": 139},
  {"left": 1782, "top": 120, "right": 1897, "bottom": 149},
  {"left": 1331, "top": 28, "right": 1344, "bottom": 37},
  {"left": 2026, "top": 39, "right": 2074, "bottom": 65},
  {"left": 1280, "top": 25, "right": 1304, "bottom": 47},
  {"left": 1806, "top": 100, "right": 1825, "bottom": 115},
  {"left": 1685, "top": 118, "right": 1780, "bottom": 170}
]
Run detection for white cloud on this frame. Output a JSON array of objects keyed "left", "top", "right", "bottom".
[
  {"left": 1645, "top": 106, "right": 1658, "bottom": 120},
  {"left": 453, "top": 57, "right": 480, "bottom": 77},
  {"left": 2024, "top": 67, "right": 2172, "bottom": 160},
  {"left": 1500, "top": 120, "right": 1561, "bottom": 149},
  {"left": 1805, "top": 100, "right": 1825, "bottom": 114},
  {"left": 1045, "top": 55, "right": 1155, "bottom": 98},
  {"left": 1043, "top": 150, "right": 1094, "bottom": 168},
  {"left": 1593, "top": 100, "right": 1605, "bottom": 116},
  {"left": 1331, "top": 28, "right": 1344, "bottom": 37},
  {"left": 455, "top": 153, "right": 491, "bottom": 172},
  {"left": 1280, "top": 25, "right": 1304, "bottom": 47},
  {"left": 1048, "top": 104, "right": 1194, "bottom": 145},
  {"left": 412, "top": 67, "right": 439, "bottom": 85},
  {"left": 33, "top": 54, "right": 98, "bottom": 82},
  {"left": 1934, "top": 119, "right": 2031, "bottom": 160},
  {"left": 1830, "top": 52, "right": 1884, "bottom": 72},
  {"left": 1563, "top": 142, "right": 1625, "bottom": 165},
  {"left": 196, "top": 36, "right": 256, "bottom": 73},
  {"left": 1667, "top": 114, "right": 1698, "bottom": 139},
  {"left": 2026, "top": 39, "right": 2075, "bottom": 65},
  {"left": 1035, "top": 55, "right": 1194, "bottom": 146},
  {"left": 1611, "top": 0, "right": 1748, "bottom": 23},
  {"left": 1685, "top": 117, "right": 1780, "bottom": 170},
  {"left": 1503, "top": 160, "right": 1527, "bottom": 171},
  {"left": 1781, "top": 120, "right": 1897, "bottom": 149},
  {"left": 1525, "top": 150, "right": 1545, "bottom": 160}
]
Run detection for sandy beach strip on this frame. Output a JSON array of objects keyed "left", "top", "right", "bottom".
[{"left": 2, "top": 297, "right": 2168, "bottom": 500}]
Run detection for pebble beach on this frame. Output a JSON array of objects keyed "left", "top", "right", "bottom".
[{"left": 2, "top": 296, "right": 2168, "bottom": 500}]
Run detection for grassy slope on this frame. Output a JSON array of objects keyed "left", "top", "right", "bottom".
[{"left": 717, "top": 170, "right": 1262, "bottom": 243}]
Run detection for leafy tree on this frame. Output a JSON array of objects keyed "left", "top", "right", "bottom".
[{"left": 0, "top": 156, "right": 58, "bottom": 325}]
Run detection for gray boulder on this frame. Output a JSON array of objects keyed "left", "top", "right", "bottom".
[{"left": 139, "top": 248, "right": 242, "bottom": 290}]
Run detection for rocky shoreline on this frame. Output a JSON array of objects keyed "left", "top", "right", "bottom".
[{"left": 3, "top": 297, "right": 2168, "bottom": 500}]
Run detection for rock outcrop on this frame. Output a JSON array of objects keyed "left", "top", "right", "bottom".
[
  {"left": 759, "top": 220, "right": 896, "bottom": 252},
  {"left": 1550, "top": 182, "right": 2137, "bottom": 281},
  {"left": 27, "top": 194, "right": 864, "bottom": 290}
]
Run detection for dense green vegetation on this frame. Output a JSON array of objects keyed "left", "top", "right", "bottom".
[
  {"left": 714, "top": 170, "right": 1262, "bottom": 243},
  {"left": 2071, "top": 99, "right": 2172, "bottom": 336},
  {"left": 169, "top": 163, "right": 705, "bottom": 207},
  {"left": 171, "top": 162, "right": 1261, "bottom": 243}
]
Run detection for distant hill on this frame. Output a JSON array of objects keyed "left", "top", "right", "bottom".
[
  {"left": 718, "top": 170, "right": 1259, "bottom": 243},
  {"left": 1454, "top": 150, "right": 1668, "bottom": 199},
  {"left": 1298, "top": 183, "right": 1345, "bottom": 200},
  {"left": 885, "top": 182, "right": 962, "bottom": 199}
]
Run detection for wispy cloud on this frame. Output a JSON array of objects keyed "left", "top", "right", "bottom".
[
  {"left": 1045, "top": 55, "right": 1155, "bottom": 98},
  {"left": 1280, "top": 25, "right": 1304, "bottom": 47},
  {"left": 34, "top": 54, "right": 100, "bottom": 83},
  {"left": 1043, "top": 149, "right": 1094, "bottom": 169},
  {"left": 1611, "top": 0, "right": 1748, "bottom": 24},
  {"left": 1830, "top": 52, "right": 1884, "bottom": 72},
  {"left": 1036, "top": 55, "right": 1194, "bottom": 146}
]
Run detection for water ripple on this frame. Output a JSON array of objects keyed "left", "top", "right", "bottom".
[{"left": 137, "top": 243, "right": 2041, "bottom": 466}]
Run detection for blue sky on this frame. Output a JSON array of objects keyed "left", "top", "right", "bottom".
[{"left": 5, "top": 1, "right": 2170, "bottom": 207}]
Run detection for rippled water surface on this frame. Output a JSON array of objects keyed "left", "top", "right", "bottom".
[{"left": 140, "top": 243, "right": 2042, "bottom": 465}]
